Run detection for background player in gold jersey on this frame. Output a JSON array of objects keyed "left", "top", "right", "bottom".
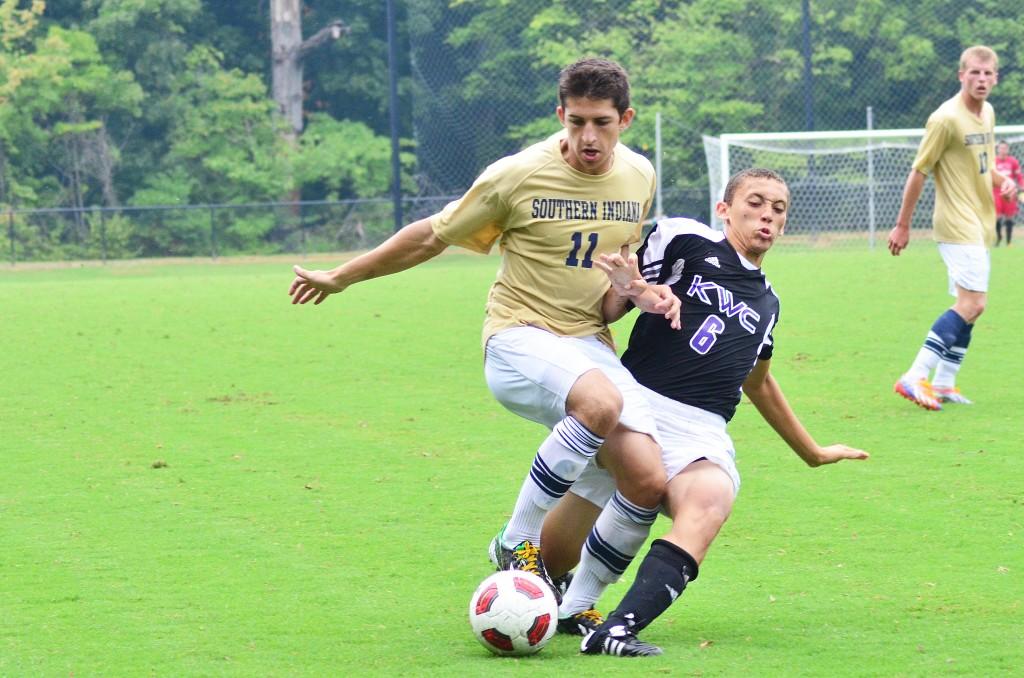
[
  {"left": 288, "top": 58, "right": 678, "bottom": 625},
  {"left": 888, "top": 45, "right": 1017, "bottom": 410}
]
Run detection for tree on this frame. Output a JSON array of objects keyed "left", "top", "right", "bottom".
[{"left": 269, "top": 0, "right": 348, "bottom": 144}]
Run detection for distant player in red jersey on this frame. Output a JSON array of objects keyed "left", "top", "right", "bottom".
[{"left": 993, "top": 140, "right": 1022, "bottom": 246}]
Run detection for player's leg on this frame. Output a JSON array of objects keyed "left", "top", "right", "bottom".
[
  {"left": 581, "top": 460, "right": 735, "bottom": 657},
  {"left": 895, "top": 244, "right": 985, "bottom": 410},
  {"left": 497, "top": 367, "right": 620, "bottom": 551},
  {"left": 540, "top": 367, "right": 665, "bottom": 635},
  {"left": 557, "top": 428, "right": 662, "bottom": 612},
  {"left": 538, "top": 486, "right": 608, "bottom": 635},
  {"left": 995, "top": 217, "right": 1004, "bottom": 246},
  {"left": 607, "top": 461, "right": 734, "bottom": 628},
  {"left": 895, "top": 309, "right": 965, "bottom": 411},
  {"left": 932, "top": 285, "right": 985, "bottom": 403},
  {"left": 484, "top": 328, "right": 623, "bottom": 592},
  {"left": 931, "top": 245, "right": 988, "bottom": 403},
  {"left": 540, "top": 490, "right": 600, "bottom": 579},
  {"left": 1006, "top": 217, "right": 1014, "bottom": 246},
  {"left": 552, "top": 369, "right": 666, "bottom": 621},
  {"left": 575, "top": 391, "right": 736, "bottom": 655}
]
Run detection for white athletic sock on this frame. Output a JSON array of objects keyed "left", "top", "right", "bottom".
[
  {"left": 502, "top": 416, "right": 602, "bottom": 548},
  {"left": 932, "top": 346, "right": 967, "bottom": 388},
  {"left": 559, "top": 492, "right": 658, "bottom": 616},
  {"left": 905, "top": 342, "right": 941, "bottom": 382},
  {"left": 907, "top": 311, "right": 968, "bottom": 383},
  {"left": 933, "top": 323, "right": 972, "bottom": 389}
]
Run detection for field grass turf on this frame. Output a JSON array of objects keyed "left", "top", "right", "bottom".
[{"left": 1, "top": 244, "right": 1021, "bottom": 676}]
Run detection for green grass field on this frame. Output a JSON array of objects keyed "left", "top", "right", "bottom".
[{"left": 2, "top": 245, "right": 1021, "bottom": 676}]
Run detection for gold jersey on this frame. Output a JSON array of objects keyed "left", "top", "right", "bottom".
[
  {"left": 430, "top": 132, "right": 656, "bottom": 348},
  {"left": 912, "top": 95, "right": 997, "bottom": 245}
]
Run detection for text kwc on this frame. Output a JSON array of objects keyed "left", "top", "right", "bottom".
[{"left": 685, "top": 275, "right": 760, "bottom": 333}]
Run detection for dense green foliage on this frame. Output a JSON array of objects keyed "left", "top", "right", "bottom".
[
  {"left": 1, "top": 1, "right": 1023, "bottom": 258},
  {"left": 0, "top": 1, "right": 411, "bottom": 212},
  {"left": 408, "top": 0, "right": 1024, "bottom": 196},
  {"left": 1, "top": 247, "right": 1022, "bottom": 674}
]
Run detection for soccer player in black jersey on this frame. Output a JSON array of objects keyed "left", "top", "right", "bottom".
[{"left": 543, "top": 168, "right": 870, "bottom": 656}]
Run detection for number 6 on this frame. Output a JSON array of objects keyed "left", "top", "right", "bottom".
[{"left": 690, "top": 315, "right": 726, "bottom": 354}]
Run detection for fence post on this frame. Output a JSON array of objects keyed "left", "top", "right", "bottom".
[
  {"left": 866, "top": 106, "right": 876, "bottom": 251},
  {"left": 655, "top": 111, "right": 663, "bottom": 220},
  {"left": 7, "top": 207, "right": 14, "bottom": 265},
  {"left": 98, "top": 207, "right": 108, "bottom": 263},
  {"left": 209, "top": 206, "right": 217, "bottom": 260}
]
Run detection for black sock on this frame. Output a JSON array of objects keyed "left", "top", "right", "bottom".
[{"left": 605, "top": 539, "right": 699, "bottom": 633}]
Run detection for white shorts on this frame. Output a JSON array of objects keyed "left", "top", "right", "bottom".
[
  {"left": 483, "top": 325, "right": 658, "bottom": 438},
  {"left": 938, "top": 243, "right": 990, "bottom": 296},
  {"left": 571, "top": 384, "right": 740, "bottom": 509}
]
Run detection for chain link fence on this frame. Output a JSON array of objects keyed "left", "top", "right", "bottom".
[
  {"left": 3, "top": 197, "right": 454, "bottom": 264},
  {"left": 703, "top": 127, "right": 1024, "bottom": 249},
  {"left": 8, "top": 1, "right": 1024, "bottom": 262},
  {"left": 405, "top": 0, "right": 1024, "bottom": 244}
]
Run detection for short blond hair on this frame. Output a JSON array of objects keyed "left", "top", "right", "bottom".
[{"left": 960, "top": 45, "right": 998, "bottom": 70}]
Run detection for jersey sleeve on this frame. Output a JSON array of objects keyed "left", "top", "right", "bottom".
[
  {"left": 636, "top": 218, "right": 708, "bottom": 285},
  {"left": 912, "top": 115, "right": 953, "bottom": 175},
  {"left": 636, "top": 172, "right": 657, "bottom": 233},
  {"left": 430, "top": 162, "right": 511, "bottom": 254},
  {"left": 757, "top": 305, "right": 778, "bottom": 361}
]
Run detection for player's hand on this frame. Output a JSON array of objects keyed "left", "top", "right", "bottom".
[
  {"left": 595, "top": 245, "right": 646, "bottom": 297},
  {"left": 887, "top": 225, "right": 910, "bottom": 256},
  {"left": 289, "top": 265, "right": 346, "bottom": 305},
  {"left": 812, "top": 444, "right": 870, "bottom": 466},
  {"left": 1000, "top": 178, "right": 1017, "bottom": 198},
  {"left": 626, "top": 284, "right": 681, "bottom": 330},
  {"left": 648, "top": 284, "right": 682, "bottom": 330}
]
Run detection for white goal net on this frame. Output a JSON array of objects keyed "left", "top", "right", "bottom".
[{"left": 703, "top": 125, "right": 1024, "bottom": 249}]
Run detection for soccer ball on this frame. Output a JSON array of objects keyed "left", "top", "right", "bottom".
[{"left": 468, "top": 570, "right": 558, "bottom": 656}]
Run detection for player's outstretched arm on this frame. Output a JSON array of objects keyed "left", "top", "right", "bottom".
[
  {"left": 288, "top": 218, "right": 448, "bottom": 305},
  {"left": 888, "top": 170, "right": 926, "bottom": 256},
  {"left": 741, "top": 360, "right": 869, "bottom": 467},
  {"left": 596, "top": 247, "right": 681, "bottom": 329}
]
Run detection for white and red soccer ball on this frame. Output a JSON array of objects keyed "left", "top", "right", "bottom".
[{"left": 468, "top": 570, "right": 558, "bottom": 656}]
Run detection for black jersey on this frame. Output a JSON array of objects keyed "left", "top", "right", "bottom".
[{"left": 621, "top": 218, "right": 780, "bottom": 421}]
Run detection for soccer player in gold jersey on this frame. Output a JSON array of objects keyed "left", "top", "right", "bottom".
[
  {"left": 888, "top": 45, "right": 1017, "bottom": 410},
  {"left": 288, "top": 58, "right": 677, "bottom": 621}
]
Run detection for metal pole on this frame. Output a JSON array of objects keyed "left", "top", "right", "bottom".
[
  {"left": 655, "top": 111, "right": 663, "bottom": 220},
  {"left": 866, "top": 106, "right": 876, "bottom": 250},
  {"left": 801, "top": 0, "right": 815, "bottom": 132},
  {"left": 386, "top": 0, "right": 403, "bottom": 232},
  {"left": 8, "top": 207, "right": 14, "bottom": 265},
  {"left": 300, "top": 206, "right": 307, "bottom": 259},
  {"left": 99, "top": 207, "right": 108, "bottom": 263},
  {"left": 717, "top": 137, "right": 730, "bottom": 229},
  {"left": 209, "top": 206, "right": 217, "bottom": 260}
]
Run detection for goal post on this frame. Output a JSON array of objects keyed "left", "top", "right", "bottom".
[{"left": 703, "top": 125, "right": 1024, "bottom": 249}]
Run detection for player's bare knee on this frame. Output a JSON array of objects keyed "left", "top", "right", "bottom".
[
  {"left": 699, "top": 485, "right": 735, "bottom": 528},
  {"left": 566, "top": 372, "right": 623, "bottom": 435},
  {"left": 618, "top": 468, "right": 667, "bottom": 509},
  {"left": 700, "top": 498, "right": 733, "bottom": 531}
]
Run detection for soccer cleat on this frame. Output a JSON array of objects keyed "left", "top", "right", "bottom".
[
  {"left": 489, "top": 534, "right": 560, "bottom": 604},
  {"left": 933, "top": 385, "right": 973, "bottom": 405},
  {"left": 557, "top": 608, "right": 605, "bottom": 636},
  {"left": 893, "top": 377, "right": 942, "bottom": 411},
  {"left": 581, "top": 624, "right": 662, "bottom": 657},
  {"left": 487, "top": 529, "right": 506, "bottom": 569},
  {"left": 551, "top": 570, "right": 573, "bottom": 601}
]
